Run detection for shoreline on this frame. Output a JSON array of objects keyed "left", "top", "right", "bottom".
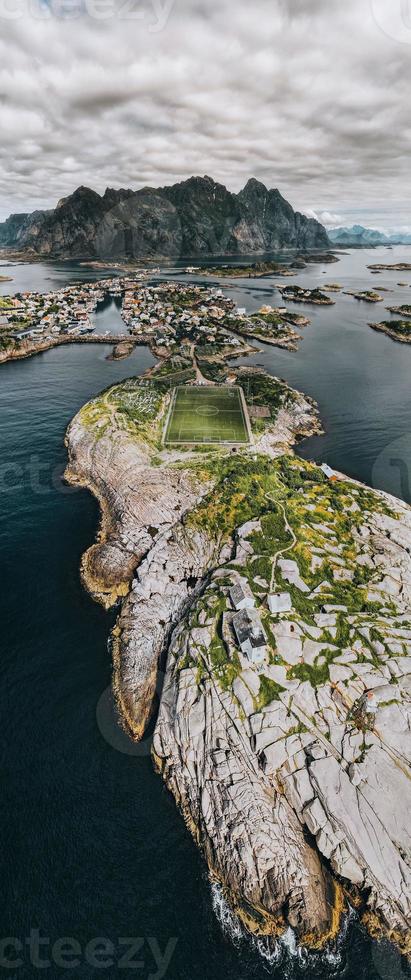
[{"left": 0, "top": 332, "right": 148, "bottom": 365}]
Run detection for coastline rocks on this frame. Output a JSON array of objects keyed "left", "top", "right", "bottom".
[
  {"left": 109, "top": 340, "right": 136, "bottom": 359},
  {"left": 65, "top": 421, "right": 205, "bottom": 606},
  {"left": 153, "top": 632, "right": 338, "bottom": 943},
  {"left": 151, "top": 500, "right": 411, "bottom": 950},
  {"left": 113, "top": 522, "right": 228, "bottom": 740}
]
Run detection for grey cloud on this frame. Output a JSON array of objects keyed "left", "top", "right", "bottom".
[{"left": 0, "top": 0, "right": 409, "bottom": 225}]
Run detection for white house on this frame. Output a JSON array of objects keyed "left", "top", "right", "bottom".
[
  {"left": 268, "top": 592, "right": 292, "bottom": 615},
  {"left": 233, "top": 609, "right": 268, "bottom": 666}
]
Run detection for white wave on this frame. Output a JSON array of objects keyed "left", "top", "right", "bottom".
[
  {"left": 210, "top": 881, "right": 244, "bottom": 945},
  {"left": 281, "top": 927, "right": 298, "bottom": 957},
  {"left": 210, "top": 879, "right": 354, "bottom": 975},
  {"left": 254, "top": 936, "right": 283, "bottom": 967}
]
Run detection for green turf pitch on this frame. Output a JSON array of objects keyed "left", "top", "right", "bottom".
[{"left": 164, "top": 386, "right": 250, "bottom": 445}]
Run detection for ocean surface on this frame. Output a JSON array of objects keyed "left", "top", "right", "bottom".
[{"left": 0, "top": 249, "right": 410, "bottom": 978}]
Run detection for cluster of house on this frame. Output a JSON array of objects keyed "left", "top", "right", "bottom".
[
  {"left": 120, "top": 282, "right": 246, "bottom": 350},
  {"left": 280, "top": 285, "right": 313, "bottom": 301},
  {"left": 3, "top": 274, "right": 153, "bottom": 345},
  {"left": 3, "top": 273, "right": 254, "bottom": 353},
  {"left": 229, "top": 580, "right": 293, "bottom": 668},
  {"left": 3, "top": 283, "right": 103, "bottom": 342}
]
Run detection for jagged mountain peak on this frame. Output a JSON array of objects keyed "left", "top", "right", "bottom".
[
  {"left": 0, "top": 175, "right": 329, "bottom": 257},
  {"left": 56, "top": 185, "right": 102, "bottom": 210},
  {"left": 240, "top": 177, "right": 269, "bottom": 195}
]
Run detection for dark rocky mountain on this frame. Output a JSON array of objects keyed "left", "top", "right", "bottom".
[
  {"left": 95, "top": 189, "right": 183, "bottom": 260},
  {"left": 0, "top": 176, "right": 329, "bottom": 259},
  {"left": 161, "top": 175, "right": 242, "bottom": 255}
]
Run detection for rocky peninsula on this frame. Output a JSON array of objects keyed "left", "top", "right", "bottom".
[
  {"left": 65, "top": 366, "right": 411, "bottom": 957},
  {"left": 369, "top": 319, "right": 411, "bottom": 344}
]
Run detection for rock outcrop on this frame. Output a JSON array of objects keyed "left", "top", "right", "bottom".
[
  {"left": 153, "top": 610, "right": 340, "bottom": 944},
  {"left": 152, "top": 493, "right": 411, "bottom": 950}
]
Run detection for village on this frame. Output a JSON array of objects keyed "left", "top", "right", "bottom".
[
  {"left": 0, "top": 274, "right": 149, "bottom": 346},
  {"left": 0, "top": 273, "right": 304, "bottom": 361},
  {"left": 121, "top": 280, "right": 244, "bottom": 351}
]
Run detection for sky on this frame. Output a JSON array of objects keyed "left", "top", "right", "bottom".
[{"left": 0, "top": 0, "right": 410, "bottom": 229}]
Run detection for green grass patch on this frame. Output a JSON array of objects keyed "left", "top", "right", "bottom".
[
  {"left": 164, "top": 385, "right": 250, "bottom": 445},
  {"left": 254, "top": 676, "right": 284, "bottom": 710}
]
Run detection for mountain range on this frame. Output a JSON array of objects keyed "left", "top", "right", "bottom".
[
  {"left": 0, "top": 177, "right": 329, "bottom": 260},
  {"left": 328, "top": 224, "right": 411, "bottom": 246}
]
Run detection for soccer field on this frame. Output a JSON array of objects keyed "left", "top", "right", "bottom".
[{"left": 164, "top": 385, "right": 250, "bottom": 445}]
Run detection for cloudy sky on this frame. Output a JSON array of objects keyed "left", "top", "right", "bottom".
[{"left": 0, "top": 0, "right": 410, "bottom": 228}]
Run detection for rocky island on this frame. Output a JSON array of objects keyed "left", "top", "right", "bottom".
[
  {"left": 65, "top": 363, "right": 411, "bottom": 957},
  {"left": 387, "top": 304, "right": 411, "bottom": 318},
  {"left": 276, "top": 284, "right": 335, "bottom": 306},
  {"left": 198, "top": 261, "right": 296, "bottom": 279},
  {"left": 368, "top": 263, "right": 411, "bottom": 272},
  {"left": 195, "top": 253, "right": 339, "bottom": 280},
  {"left": 369, "top": 319, "right": 411, "bottom": 344},
  {"left": 344, "top": 290, "right": 383, "bottom": 303}
]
